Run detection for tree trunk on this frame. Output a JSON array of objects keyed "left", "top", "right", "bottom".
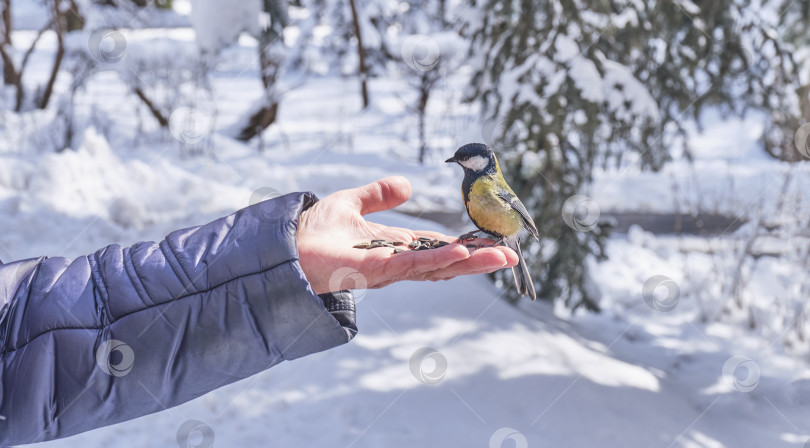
[
  {"left": 438, "top": 0, "right": 446, "bottom": 25},
  {"left": 235, "top": 0, "right": 288, "bottom": 143},
  {"left": 0, "top": 45, "right": 17, "bottom": 88},
  {"left": 236, "top": 44, "right": 282, "bottom": 142},
  {"left": 348, "top": 0, "right": 369, "bottom": 108},
  {"left": 0, "top": 0, "right": 9, "bottom": 44},
  {"left": 800, "top": 83, "right": 810, "bottom": 121},
  {"left": 418, "top": 111, "right": 426, "bottom": 163},
  {"left": 37, "top": 0, "right": 65, "bottom": 110},
  {"left": 0, "top": 0, "right": 16, "bottom": 86},
  {"left": 417, "top": 76, "right": 430, "bottom": 163}
]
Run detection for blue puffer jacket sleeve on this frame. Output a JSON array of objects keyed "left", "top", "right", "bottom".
[{"left": 0, "top": 192, "right": 357, "bottom": 445}]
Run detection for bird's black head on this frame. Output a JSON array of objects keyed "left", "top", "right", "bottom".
[{"left": 445, "top": 143, "right": 496, "bottom": 173}]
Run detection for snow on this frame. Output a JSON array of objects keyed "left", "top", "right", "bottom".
[
  {"left": 612, "top": 8, "right": 639, "bottom": 29},
  {"left": 189, "top": 0, "right": 262, "bottom": 53},
  {"left": 568, "top": 56, "right": 604, "bottom": 103},
  {"left": 2, "top": 5, "right": 810, "bottom": 448},
  {"left": 601, "top": 59, "right": 659, "bottom": 120},
  {"left": 674, "top": 0, "right": 702, "bottom": 16}
]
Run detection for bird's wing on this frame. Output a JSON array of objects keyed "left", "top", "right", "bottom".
[{"left": 498, "top": 190, "right": 539, "bottom": 239}]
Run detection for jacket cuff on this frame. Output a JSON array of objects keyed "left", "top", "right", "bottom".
[{"left": 318, "top": 290, "right": 358, "bottom": 340}]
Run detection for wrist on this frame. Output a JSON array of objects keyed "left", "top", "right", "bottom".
[{"left": 296, "top": 209, "right": 326, "bottom": 294}]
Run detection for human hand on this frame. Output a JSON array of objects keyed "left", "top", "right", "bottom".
[{"left": 297, "top": 176, "right": 519, "bottom": 294}]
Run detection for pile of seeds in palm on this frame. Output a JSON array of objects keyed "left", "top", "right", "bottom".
[{"left": 353, "top": 237, "right": 451, "bottom": 255}]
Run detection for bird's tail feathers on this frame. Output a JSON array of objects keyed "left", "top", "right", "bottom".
[{"left": 507, "top": 237, "right": 536, "bottom": 301}]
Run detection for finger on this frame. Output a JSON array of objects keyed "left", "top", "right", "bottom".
[
  {"left": 491, "top": 245, "right": 520, "bottom": 266},
  {"left": 410, "top": 245, "right": 518, "bottom": 282},
  {"left": 345, "top": 176, "right": 412, "bottom": 216},
  {"left": 371, "top": 242, "right": 470, "bottom": 282},
  {"left": 419, "top": 247, "right": 513, "bottom": 281}
]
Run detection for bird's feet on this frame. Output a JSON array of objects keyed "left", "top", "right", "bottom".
[{"left": 455, "top": 230, "right": 481, "bottom": 244}]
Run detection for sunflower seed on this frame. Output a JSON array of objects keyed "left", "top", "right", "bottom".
[{"left": 358, "top": 238, "right": 454, "bottom": 252}]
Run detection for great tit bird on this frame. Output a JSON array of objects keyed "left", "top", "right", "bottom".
[{"left": 446, "top": 143, "right": 539, "bottom": 300}]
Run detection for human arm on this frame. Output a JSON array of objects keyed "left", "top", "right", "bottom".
[{"left": 0, "top": 192, "right": 354, "bottom": 445}]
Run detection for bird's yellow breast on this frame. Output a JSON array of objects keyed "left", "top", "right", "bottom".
[{"left": 465, "top": 176, "right": 522, "bottom": 237}]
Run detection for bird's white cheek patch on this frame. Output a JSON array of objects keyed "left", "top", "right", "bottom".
[{"left": 459, "top": 155, "right": 489, "bottom": 172}]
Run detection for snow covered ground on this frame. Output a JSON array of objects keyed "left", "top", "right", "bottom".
[
  {"left": 15, "top": 220, "right": 810, "bottom": 447},
  {"left": 2, "top": 6, "right": 810, "bottom": 448}
]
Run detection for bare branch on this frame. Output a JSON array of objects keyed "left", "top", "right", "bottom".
[
  {"left": 236, "top": 101, "right": 278, "bottom": 142},
  {"left": 133, "top": 86, "right": 170, "bottom": 127}
]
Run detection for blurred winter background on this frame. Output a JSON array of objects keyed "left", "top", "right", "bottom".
[{"left": 2, "top": 0, "right": 810, "bottom": 446}]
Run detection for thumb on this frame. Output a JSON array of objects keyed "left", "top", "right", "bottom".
[{"left": 346, "top": 176, "right": 412, "bottom": 216}]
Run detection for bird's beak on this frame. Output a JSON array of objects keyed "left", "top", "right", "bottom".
[{"left": 445, "top": 157, "right": 456, "bottom": 163}]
